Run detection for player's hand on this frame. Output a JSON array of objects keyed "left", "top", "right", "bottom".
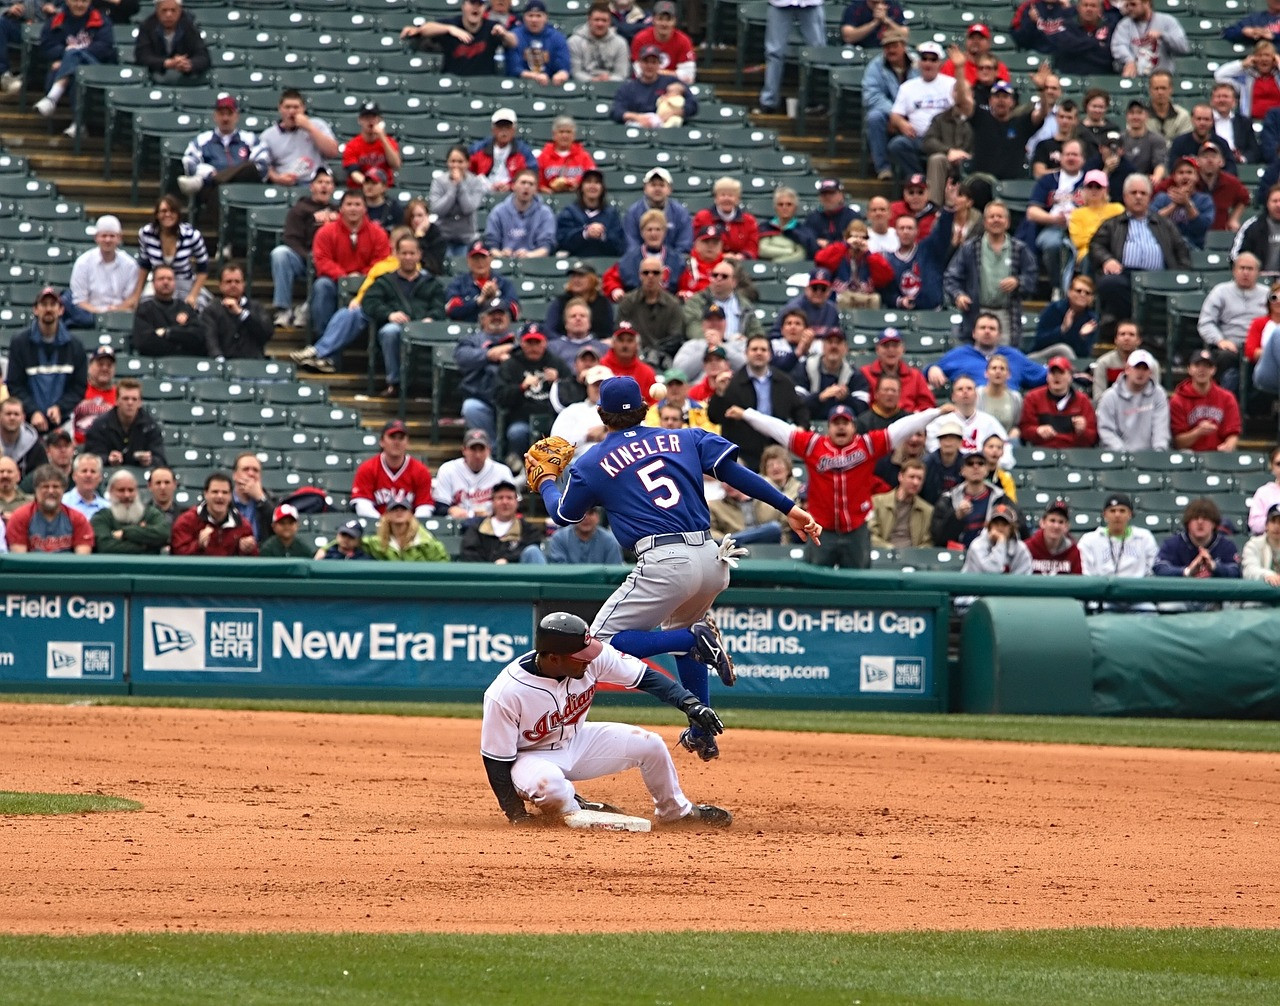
[
  {"left": 786, "top": 505, "right": 822, "bottom": 544},
  {"left": 682, "top": 700, "right": 724, "bottom": 736}
]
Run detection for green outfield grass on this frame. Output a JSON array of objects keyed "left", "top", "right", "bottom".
[
  {"left": 6, "top": 693, "right": 1280, "bottom": 753},
  {"left": 0, "top": 929, "right": 1277, "bottom": 1005},
  {"left": 0, "top": 792, "right": 140, "bottom": 815}
]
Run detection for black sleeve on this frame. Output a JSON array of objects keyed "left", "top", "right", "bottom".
[
  {"left": 635, "top": 668, "right": 697, "bottom": 711},
  {"left": 482, "top": 755, "right": 529, "bottom": 822}
]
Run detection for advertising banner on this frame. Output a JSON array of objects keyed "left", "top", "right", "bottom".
[
  {"left": 710, "top": 601, "right": 938, "bottom": 701},
  {"left": 0, "top": 593, "right": 126, "bottom": 684},
  {"left": 132, "top": 596, "right": 534, "bottom": 690}
]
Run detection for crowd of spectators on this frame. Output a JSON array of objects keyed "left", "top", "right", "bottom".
[{"left": 5, "top": 1, "right": 1280, "bottom": 589}]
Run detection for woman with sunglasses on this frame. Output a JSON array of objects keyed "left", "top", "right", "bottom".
[
  {"left": 131, "top": 194, "right": 210, "bottom": 309},
  {"left": 1032, "top": 275, "right": 1100, "bottom": 357}
]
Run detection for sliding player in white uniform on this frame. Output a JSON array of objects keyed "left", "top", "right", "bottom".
[{"left": 480, "top": 612, "right": 732, "bottom": 827}]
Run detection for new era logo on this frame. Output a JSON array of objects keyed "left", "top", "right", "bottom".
[
  {"left": 50, "top": 649, "right": 77, "bottom": 670},
  {"left": 152, "top": 622, "right": 195, "bottom": 655}
]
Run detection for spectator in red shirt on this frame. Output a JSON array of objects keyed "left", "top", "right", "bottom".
[
  {"left": 677, "top": 226, "right": 727, "bottom": 299},
  {"left": 1169, "top": 348, "right": 1242, "bottom": 452},
  {"left": 861, "top": 327, "right": 936, "bottom": 412},
  {"left": 72, "top": 345, "right": 118, "bottom": 444},
  {"left": 5, "top": 464, "right": 94, "bottom": 553},
  {"left": 629, "top": 0, "right": 695, "bottom": 83},
  {"left": 940, "top": 24, "right": 1010, "bottom": 85},
  {"left": 537, "top": 115, "right": 597, "bottom": 193},
  {"left": 691, "top": 177, "right": 760, "bottom": 261},
  {"left": 169, "top": 472, "right": 259, "bottom": 556},
  {"left": 1196, "top": 142, "right": 1251, "bottom": 231},
  {"left": 889, "top": 174, "right": 939, "bottom": 240},
  {"left": 350, "top": 419, "right": 435, "bottom": 521},
  {"left": 601, "top": 323, "right": 658, "bottom": 401},
  {"left": 1025, "top": 498, "right": 1083, "bottom": 575},
  {"left": 1019, "top": 356, "right": 1098, "bottom": 447},
  {"left": 309, "top": 189, "right": 391, "bottom": 340},
  {"left": 342, "top": 101, "right": 402, "bottom": 189},
  {"left": 724, "top": 399, "right": 954, "bottom": 567}
]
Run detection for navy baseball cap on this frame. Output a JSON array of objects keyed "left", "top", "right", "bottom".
[
  {"left": 877, "top": 327, "right": 902, "bottom": 344},
  {"left": 600, "top": 376, "right": 644, "bottom": 412},
  {"left": 828, "top": 405, "right": 855, "bottom": 422},
  {"left": 991, "top": 80, "right": 1015, "bottom": 96},
  {"left": 337, "top": 518, "right": 364, "bottom": 537}
]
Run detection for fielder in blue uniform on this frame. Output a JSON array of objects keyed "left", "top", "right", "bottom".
[{"left": 530, "top": 376, "right": 822, "bottom": 760}]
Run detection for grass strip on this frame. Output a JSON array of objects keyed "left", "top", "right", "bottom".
[
  {"left": 6, "top": 693, "right": 1280, "bottom": 752},
  {"left": 0, "top": 928, "right": 1277, "bottom": 1005},
  {"left": 0, "top": 792, "right": 141, "bottom": 815}
]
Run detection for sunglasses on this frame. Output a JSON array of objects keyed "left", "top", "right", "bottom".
[
  {"left": 919, "top": 54, "right": 940, "bottom": 62},
  {"left": 639, "top": 269, "right": 663, "bottom": 275}
]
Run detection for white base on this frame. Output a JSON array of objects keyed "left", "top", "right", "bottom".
[{"left": 562, "top": 809, "right": 652, "bottom": 832}]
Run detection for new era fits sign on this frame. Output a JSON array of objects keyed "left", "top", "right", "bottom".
[{"left": 142, "top": 607, "right": 262, "bottom": 672}]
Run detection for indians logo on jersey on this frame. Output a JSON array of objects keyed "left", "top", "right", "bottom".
[
  {"left": 815, "top": 446, "right": 871, "bottom": 472},
  {"left": 522, "top": 685, "right": 595, "bottom": 743}
]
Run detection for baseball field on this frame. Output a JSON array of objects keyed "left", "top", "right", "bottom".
[{"left": 2, "top": 697, "right": 1278, "bottom": 1004}]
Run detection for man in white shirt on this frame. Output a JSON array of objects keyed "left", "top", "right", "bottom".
[
  {"left": 68, "top": 215, "right": 141, "bottom": 323},
  {"left": 1025, "top": 138, "right": 1086, "bottom": 293},
  {"left": 865, "top": 196, "right": 901, "bottom": 255},
  {"left": 1078, "top": 492, "right": 1158, "bottom": 583},
  {"left": 431, "top": 428, "right": 517, "bottom": 520},
  {"left": 888, "top": 41, "right": 956, "bottom": 182}
]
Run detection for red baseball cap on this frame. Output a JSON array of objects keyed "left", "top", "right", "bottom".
[
  {"left": 1047, "top": 356, "right": 1074, "bottom": 372},
  {"left": 968, "top": 24, "right": 991, "bottom": 38}
]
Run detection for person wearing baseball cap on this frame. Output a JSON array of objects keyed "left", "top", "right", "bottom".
[
  {"left": 887, "top": 174, "right": 938, "bottom": 242},
  {"left": 508, "top": 0, "right": 572, "bottom": 86},
  {"left": 932, "top": 441, "right": 1014, "bottom": 549},
  {"left": 343, "top": 99, "right": 400, "bottom": 191},
  {"left": 939, "top": 23, "right": 1010, "bottom": 87},
  {"left": 442, "top": 239, "right": 520, "bottom": 322},
  {"left": 764, "top": 267, "right": 840, "bottom": 344},
  {"left": 431, "top": 427, "right": 520, "bottom": 521},
  {"left": 1169, "top": 347, "right": 1242, "bottom": 453},
  {"left": 881, "top": 40, "right": 956, "bottom": 194},
  {"left": 400, "top": 2, "right": 518, "bottom": 77},
  {"left": 464, "top": 108, "right": 536, "bottom": 194},
  {"left": 617, "top": 165, "right": 694, "bottom": 257},
  {"left": 494, "top": 320, "right": 570, "bottom": 464},
  {"left": 805, "top": 176, "right": 857, "bottom": 248},
  {"left": 1242, "top": 499, "right": 1280, "bottom": 585},
  {"left": 257, "top": 503, "right": 313, "bottom": 558},
  {"left": 1152, "top": 154, "right": 1216, "bottom": 251},
  {"left": 1077, "top": 491, "right": 1159, "bottom": 579},
  {"left": 1018, "top": 355, "right": 1098, "bottom": 449},
  {"left": 1024, "top": 498, "right": 1083, "bottom": 576},
  {"left": 961, "top": 501, "right": 1033, "bottom": 576},
  {"left": 676, "top": 224, "right": 726, "bottom": 298},
  {"left": 610, "top": 30, "right": 699, "bottom": 129},
  {"left": 317, "top": 518, "right": 372, "bottom": 561},
  {"left": 178, "top": 93, "right": 261, "bottom": 198},
  {"left": 350, "top": 420, "right": 436, "bottom": 522},
  {"left": 1095, "top": 348, "right": 1169, "bottom": 452},
  {"left": 6, "top": 279, "right": 91, "bottom": 435},
  {"left": 548, "top": 360, "right": 617, "bottom": 448},
  {"left": 953, "top": 48, "right": 1046, "bottom": 181},
  {"left": 628, "top": 1, "right": 695, "bottom": 81}
]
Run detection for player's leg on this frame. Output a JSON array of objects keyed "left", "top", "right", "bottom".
[
  {"left": 565, "top": 722, "right": 693, "bottom": 823},
  {"left": 509, "top": 750, "right": 578, "bottom": 817}
]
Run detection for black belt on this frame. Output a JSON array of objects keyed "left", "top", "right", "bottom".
[{"left": 634, "top": 531, "right": 710, "bottom": 554}]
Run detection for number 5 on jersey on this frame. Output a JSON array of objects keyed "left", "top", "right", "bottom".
[{"left": 637, "top": 460, "right": 681, "bottom": 510}]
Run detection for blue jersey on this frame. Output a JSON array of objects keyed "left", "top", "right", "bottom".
[{"left": 555, "top": 425, "right": 737, "bottom": 549}]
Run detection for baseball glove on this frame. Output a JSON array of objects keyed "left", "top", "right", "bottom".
[{"left": 524, "top": 435, "right": 575, "bottom": 491}]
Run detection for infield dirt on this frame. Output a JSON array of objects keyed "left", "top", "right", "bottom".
[{"left": 2, "top": 703, "right": 1277, "bottom": 934}]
